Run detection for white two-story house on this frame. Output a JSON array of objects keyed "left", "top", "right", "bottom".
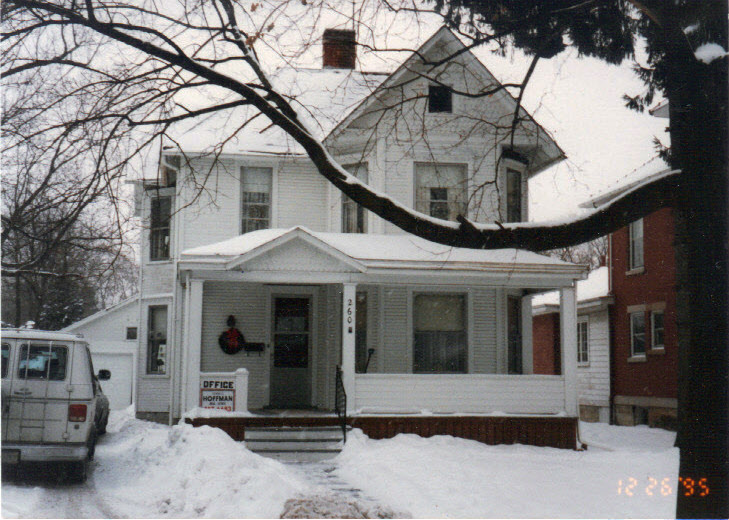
[{"left": 73, "top": 27, "right": 587, "bottom": 448}]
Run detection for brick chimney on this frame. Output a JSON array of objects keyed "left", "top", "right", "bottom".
[{"left": 323, "top": 29, "right": 356, "bottom": 69}]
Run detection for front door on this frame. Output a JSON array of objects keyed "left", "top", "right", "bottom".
[{"left": 270, "top": 297, "right": 311, "bottom": 408}]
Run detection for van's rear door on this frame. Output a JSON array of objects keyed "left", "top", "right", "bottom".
[
  {"left": 1, "top": 341, "right": 13, "bottom": 442},
  {"left": 6, "top": 341, "right": 76, "bottom": 443}
]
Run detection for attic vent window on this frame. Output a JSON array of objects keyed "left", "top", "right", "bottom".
[{"left": 428, "top": 85, "right": 452, "bottom": 113}]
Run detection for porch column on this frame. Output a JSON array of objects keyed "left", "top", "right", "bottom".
[
  {"left": 184, "top": 279, "right": 204, "bottom": 412},
  {"left": 342, "top": 282, "right": 357, "bottom": 413},
  {"left": 560, "top": 285, "right": 579, "bottom": 416}
]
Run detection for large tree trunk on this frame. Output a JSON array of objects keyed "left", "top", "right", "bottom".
[{"left": 668, "top": 21, "right": 729, "bottom": 518}]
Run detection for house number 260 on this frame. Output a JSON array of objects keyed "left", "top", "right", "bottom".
[{"left": 346, "top": 298, "right": 354, "bottom": 332}]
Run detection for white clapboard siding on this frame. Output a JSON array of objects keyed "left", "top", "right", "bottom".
[
  {"left": 381, "top": 286, "right": 410, "bottom": 373},
  {"left": 472, "top": 287, "right": 498, "bottom": 373},
  {"left": 200, "top": 282, "right": 270, "bottom": 409},
  {"left": 577, "top": 309, "right": 611, "bottom": 408},
  {"left": 355, "top": 374, "right": 565, "bottom": 414},
  {"left": 276, "top": 157, "right": 329, "bottom": 231}
]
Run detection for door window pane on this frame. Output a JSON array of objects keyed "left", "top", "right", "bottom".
[
  {"left": 18, "top": 344, "right": 68, "bottom": 381},
  {"left": 273, "top": 298, "right": 310, "bottom": 368},
  {"left": 413, "top": 294, "right": 466, "bottom": 373},
  {"left": 2, "top": 343, "right": 9, "bottom": 378}
]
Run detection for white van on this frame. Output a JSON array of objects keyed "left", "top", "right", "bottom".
[{"left": 1, "top": 329, "right": 110, "bottom": 482}]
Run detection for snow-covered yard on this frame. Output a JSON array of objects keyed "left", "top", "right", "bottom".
[{"left": 1, "top": 408, "right": 678, "bottom": 518}]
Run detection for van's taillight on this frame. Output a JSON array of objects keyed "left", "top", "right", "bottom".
[{"left": 68, "top": 404, "right": 87, "bottom": 422}]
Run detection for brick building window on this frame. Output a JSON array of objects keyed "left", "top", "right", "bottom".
[
  {"left": 628, "top": 219, "right": 644, "bottom": 270},
  {"left": 651, "top": 311, "right": 665, "bottom": 349},
  {"left": 630, "top": 311, "right": 646, "bottom": 356}
]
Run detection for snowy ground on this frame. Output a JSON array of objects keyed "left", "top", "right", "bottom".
[{"left": 2, "top": 409, "right": 679, "bottom": 518}]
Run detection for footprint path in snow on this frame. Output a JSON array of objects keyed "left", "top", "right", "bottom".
[{"left": 280, "top": 461, "right": 407, "bottom": 519}]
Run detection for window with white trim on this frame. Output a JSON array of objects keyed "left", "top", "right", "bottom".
[
  {"left": 630, "top": 311, "right": 646, "bottom": 356},
  {"left": 342, "top": 163, "right": 369, "bottom": 233},
  {"left": 241, "top": 166, "right": 272, "bottom": 233},
  {"left": 629, "top": 219, "right": 644, "bottom": 270},
  {"left": 577, "top": 317, "right": 589, "bottom": 364},
  {"left": 413, "top": 293, "right": 466, "bottom": 373},
  {"left": 651, "top": 311, "right": 665, "bottom": 349},
  {"left": 149, "top": 196, "right": 171, "bottom": 261},
  {"left": 147, "top": 305, "right": 168, "bottom": 374},
  {"left": 415, "top": 163, "right": 467, "bottom": 221}
]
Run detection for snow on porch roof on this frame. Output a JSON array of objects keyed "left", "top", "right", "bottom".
[
  {"left": 531, "top": 266, "right": 610, "bottom": 309},
  {"left": 180, "top": 227, "right": 585, "bottom": 273}
]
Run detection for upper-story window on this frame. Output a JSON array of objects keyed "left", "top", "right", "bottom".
[
  {"left": 415, "top": 163, "right": 467, "bottom": 221},
  {"left": 651, "top": 310, "right": 665, "bottom": 350},
  {"left": 342, "top": 163, "right": 369, "bottom": 233},
  {"left": 629, "top": 219, "right": 644, "bottom": 270},
  {"left": 161, "top": 155, "right": 180, "bottom": 187},
  {"left": 428, "top": 85, "right": 453, "bottom": 113},
  {"left": 241, "top": 166, "right": 272, "bottom": 233},
  {"left": 506, "top": 167, "right": 523, "bottom": 223},
  {"left": 150, "top": 196, "right": 171, "bottom": 261}
]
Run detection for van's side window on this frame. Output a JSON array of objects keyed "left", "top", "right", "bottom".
[
  {"left": 2, "top": 343, "right": 9, "bottom": 378},
  {"left": 18, "top": 344, "right": 68, "bottom": 381}
]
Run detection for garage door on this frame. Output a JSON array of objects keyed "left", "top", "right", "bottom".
[{"left": 92, "top": 352, "right": 134, "bottom": 410}]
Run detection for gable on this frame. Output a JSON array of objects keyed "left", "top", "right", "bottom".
[
  {"left": 237, "top": 236, "right": 360, "bottom": 273},
  {"left": 327, "top": 27, "right": 563, "bottom": 174}
]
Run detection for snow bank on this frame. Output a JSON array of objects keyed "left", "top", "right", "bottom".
[
  {"left": 336, "top": 429, "right": 679, "bottom": 518},
  {"left": 90, "top": 409, "right": 309, "bottom": 518}
]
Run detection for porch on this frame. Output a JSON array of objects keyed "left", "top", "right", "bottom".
[{"left": 177, "top": 227, "right": 586, "bottom": 447}]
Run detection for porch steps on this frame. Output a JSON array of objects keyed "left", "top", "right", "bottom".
[{"left": 245, "top": 425, "right": 348, "bottom": 462}]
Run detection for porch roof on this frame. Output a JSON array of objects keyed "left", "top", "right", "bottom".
[{"left": 179, "top": 227, "right": 587, "bottom": 285}]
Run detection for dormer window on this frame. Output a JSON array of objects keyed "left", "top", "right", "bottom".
[{"left": 428, "top": 85, "right": 452, "bottom": 113}]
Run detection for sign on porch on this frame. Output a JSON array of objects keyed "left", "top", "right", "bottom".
[{"left": 199, "top": 370, "right": 248, "bottom": 412}]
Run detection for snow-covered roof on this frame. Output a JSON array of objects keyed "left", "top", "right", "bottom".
[
  {"left": 166, "top": 68, "right": 386, "bottom": 155},
  {"left": 63, "top": 295, "right": 139, "bottom": 332},
  {"left": 180, "top": 227, "right": 585, "bottom": 276},
  {"left": 580, "top": 157, "right": 673, "bottom": 208},
  {"left": 531, "top": 266, "right": 610, "bottom": 309}
]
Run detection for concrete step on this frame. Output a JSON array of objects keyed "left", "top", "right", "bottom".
[
  {"left": 244, "top": 426, "right": 346, "bottom": 441},
  {"left": 255, "top": 449, "right": 342, "bottom": 462},
  {"left": 246, "top": 440, "right": 344, "bottom": 451}
]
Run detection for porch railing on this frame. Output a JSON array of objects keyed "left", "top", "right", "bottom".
[{"left": 334, "top": 365, "right": 347, "bottom": 442}]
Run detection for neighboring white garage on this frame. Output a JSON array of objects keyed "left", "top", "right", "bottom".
[{"left": 64, "top": 296, "right": 139, "bottom": 410}]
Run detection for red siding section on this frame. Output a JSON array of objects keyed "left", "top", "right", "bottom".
[
  {"left": 610, "top": 208, "right": 678, "bottom": 399},
  {"left": 532, "top": 313, "right": 561, "bottom": 375}
]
